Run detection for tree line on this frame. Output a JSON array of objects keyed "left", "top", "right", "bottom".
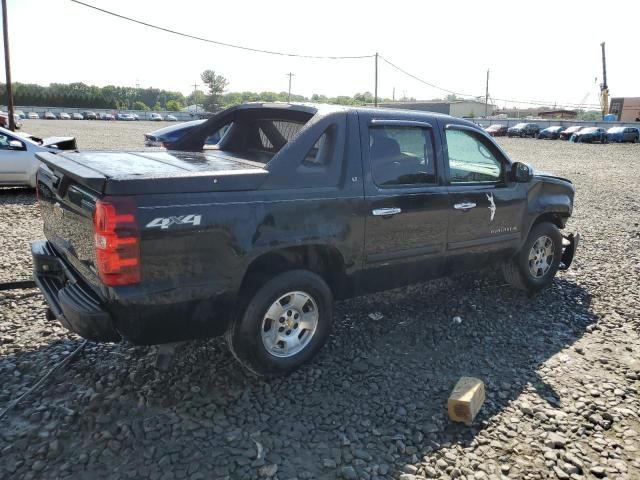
[
  {"left": 1, "top": 77, "right": 393, "bottom": 112},
  {"left": 0, "top": 82, "right": 187, "bottom": 111}
]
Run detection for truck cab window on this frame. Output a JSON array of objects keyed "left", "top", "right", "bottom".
[
  {"left": 445, "top": 129, "right": 502, "bottom": 184},
  {"left": 369, "top": 126, "right": 436, "bottom": 186}
]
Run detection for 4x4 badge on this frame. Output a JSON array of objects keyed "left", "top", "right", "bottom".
[
  {"left": 146, "top": 214, "right": 202, "bottom": 230},
  {"left": 486, "top": 193, "right": 496, "bottom": 222}
]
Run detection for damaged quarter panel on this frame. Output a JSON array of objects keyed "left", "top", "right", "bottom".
[{"left": 248, "top": 110, "right": 366, "bottom": 298}]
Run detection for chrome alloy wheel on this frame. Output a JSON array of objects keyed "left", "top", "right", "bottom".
[
  {"left": 260, "top": 291, "right": 319, "bottom": 358},
  {"left": 528, "top": 235, "right": 554, "bottom": 278}
]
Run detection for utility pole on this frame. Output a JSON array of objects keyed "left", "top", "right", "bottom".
[
  {"left": 374, "top": 52, "right": 378, "bottom": 107},
  {"left": 192, "top": 83, "right": 199, "bottom": 115},
  {"left": 286, "top": 72, "right": 295, "bottom": 102},
  {"left": 2, "top": 0, "right": 16, "bottom": 131},
  {"left": 600, "top": 42, "right": 609, "bottom": 118},
  {"left": 484, "top": 69, "right": 489, "bottom": 118},
  {"left": 392, "top": 87, "right": 395, "bottom": 102}
]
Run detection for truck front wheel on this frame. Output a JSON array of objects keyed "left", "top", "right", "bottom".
[
  {"left": 226, "top": 270, "right": 333, "bottom": 377},
  {"left": 502, "top": 222, "right": 562, "bottom": 293}
]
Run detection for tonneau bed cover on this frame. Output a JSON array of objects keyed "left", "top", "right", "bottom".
[{"left": 36, "top": 150, "right": 269, "bottom": 195}]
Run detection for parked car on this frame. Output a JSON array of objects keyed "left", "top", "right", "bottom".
[
  {"left": 58, "top": 112, "right": 71, "bottom": 120},
  {"left": 559, "top": 126, "right": 582, "bottom": 140},
  {"left": 166, "top": 114, "right": 178, "bottom": 121},
  {"left": 116, "top": 113, "right": 135, "bottom": 121},
  {"left": 71, "top": 113, "right": 84, "bottom": 120},
  {"left": 32, "top": 103, "right": 578, "bottom": 376},
  {"left": 144, "top": 119, "right": 224, "bottom": 147},
  {"left": 485, "top": 124, "right": 508, "bottom": 137},
  {"left": 537, "top": 126, "right": 564, "bottom": 140},
  {"left": 44, "top": 111, "right": 57, "bottom": 120},
  {"left": 131, "top": 113, "right": 140, "bottom": 121},
  {"left": 27, "top": 112, "right": 39, "bottom": 119},
  {"left": 149, "top": 113, "right": 163, "bottom": 121},
  {"left": 570, "top": 127, "right": 607, "bottom": 143},
  {"left": 0, "top": 112, "right": 23, "bottom": 129},
  {"left": 15, "top": 110, "right": 26, "bottom": 119},
  {"left": 606, "top": 126, "right": 639, "bottom": 143},
  {"left": 507, "top": 123, "right": 540, "bottom": 138},
  {"left": 100, "top": 113, "right": 115, "bottom": 121},
  {"left": 0, "top": 126, "right": 76, "bottom": 188},
  {"left": 83, "top": 111, "right": 97, "bottom": 120}
]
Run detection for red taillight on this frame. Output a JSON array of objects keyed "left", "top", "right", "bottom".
[{"left": 93, "top": 197, "right": 140, "bottom": 286}]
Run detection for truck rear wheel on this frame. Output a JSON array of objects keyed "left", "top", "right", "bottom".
[
  {"left": 226, "top": 270, "right": 333, "bottom": 377},
  {"left": 502, "top": 222, "right": 562, "bottom": 293}
]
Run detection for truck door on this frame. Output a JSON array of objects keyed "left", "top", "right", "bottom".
[
  {"left": 359, "top": 117, "right": 448, "bottom": 293},
  {"left": 442, "top": 124, "right": 527, "bottom": 271}
]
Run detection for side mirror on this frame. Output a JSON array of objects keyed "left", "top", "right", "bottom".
[
  {"left": 8, "top": 140, "right": 24, "bottom": 150},
  {"left": 512, "top": 162, "right": 533, "bottom": 183}
]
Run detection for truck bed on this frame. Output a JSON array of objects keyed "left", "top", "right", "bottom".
[{"left": 36, "top": 150, "right": 269, "bottom": 195}]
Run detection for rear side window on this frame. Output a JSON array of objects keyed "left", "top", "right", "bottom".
[
  {"left": 369, "top": 126, "right": 436, "bottom": 186},
  {"left": 303, "top": 125, "right": 337, "bottom": 167}
]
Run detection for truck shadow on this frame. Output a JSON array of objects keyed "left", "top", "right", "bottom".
[
  {"left": 0, "top": 187, "right": 36, "bottom": 205},
  {"left": 0, "top": 271, "right": 596, "bottom": 479}
]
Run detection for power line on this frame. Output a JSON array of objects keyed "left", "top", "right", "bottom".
[
  {"left": 379, "top": 55, "right": 475, "bottom": 98},
  {"left": 70, "top": 0, "right": 374, "bottom": 60},
  {"left": 379, "top": 54, "right": 601, "bottom": 109},
  {"left": 70, "top": 1, "right": 602, "bottom": 110}
]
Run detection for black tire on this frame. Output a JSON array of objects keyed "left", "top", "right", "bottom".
[
  {"left": 226, "top": 270, "right": 333, "bottom": 377},
  {"left": 520, "top": 132, "right": 525, "bottom": 138},
  {"left": 502, "top": 222, "right": 563, "bottom": 293}
]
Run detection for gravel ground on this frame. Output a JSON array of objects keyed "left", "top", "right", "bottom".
[{"left": 0, "top": 122, "right": 639, "bottom": 480}]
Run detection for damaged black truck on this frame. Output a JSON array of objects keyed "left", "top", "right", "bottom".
[{"left": 32, "top": 103, "right": 578, "bottom": 376}]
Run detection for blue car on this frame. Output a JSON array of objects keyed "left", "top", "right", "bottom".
[
  {"left": 606, "top": 126, "right": 639, "bottom": 143},
  {"left": 570, "top": 127, "right": 608, "bottom": 144},
  {"left": 144, "top": 119, "right": 224, "bottom": 147},
  {"left": 537, "top": 126, "right": 564, "bottom": 140}
]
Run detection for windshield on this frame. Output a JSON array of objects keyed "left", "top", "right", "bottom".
[
  {"left": 607, "top": 127, "right": 623, "bottom": 133},
  {"left": 513, "top": 123, "right": 527, "bottom": 128},
  {"left": 581, "top": 127, "right": 597, "bottom": 133}
]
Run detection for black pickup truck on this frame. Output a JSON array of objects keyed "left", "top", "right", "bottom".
[{"left": 32, "top": 103, "right": 578, "bottom": 376}]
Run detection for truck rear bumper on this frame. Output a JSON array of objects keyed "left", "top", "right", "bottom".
[{"left": 31, "top": 240, "right": 121, "bottom": 342}]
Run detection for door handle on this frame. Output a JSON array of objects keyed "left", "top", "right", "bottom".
[
  {"left": 372, "top": 207, "right": 402, "bottom": 216},
  {"left": 454, "top": 202, "right": 476, "bottom": 210}
]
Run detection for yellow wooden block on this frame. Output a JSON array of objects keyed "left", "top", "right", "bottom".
[{"left": 448, "top": 377, "right": 485, "bottom": 426}]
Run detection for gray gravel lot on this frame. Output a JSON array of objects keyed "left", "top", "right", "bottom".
[{"left": 1, "top": 121, "right": 639, "bottom": 480}]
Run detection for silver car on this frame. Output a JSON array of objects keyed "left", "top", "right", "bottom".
[{"left": 0, "top": 127, "right": 76, "bottom": 188}]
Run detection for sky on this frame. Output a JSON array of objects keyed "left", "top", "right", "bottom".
[{"left": 2, "top": 0, "right": 639, "bottom": 109}]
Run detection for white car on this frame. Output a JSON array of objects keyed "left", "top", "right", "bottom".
[
  {"left": 166, "top": 114, "right": 178, "bottom": 121},
  {"left": 27, "top": 112, "right": 39, "bottom": 119},
  {"left": 0, "top": 127, "right": 77, "bottom": 188},
  {"left": 71, "top": 112, "right": 83, "bottom": 120},
  {"left": 59, "top": 112, "right": 71, "bottom": 120},
  {"left": 149, "top": 113, "right": 163, "bottom": 121}
]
